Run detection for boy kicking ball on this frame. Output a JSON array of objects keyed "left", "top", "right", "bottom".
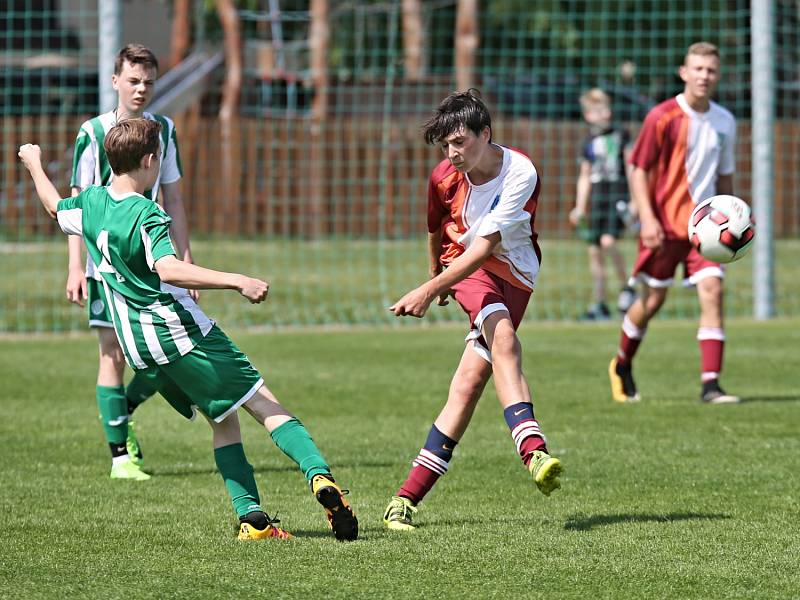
[{"left": 18, "top": 119, "right": 357, "bottom": 542}]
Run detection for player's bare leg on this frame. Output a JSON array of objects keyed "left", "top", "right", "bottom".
[
  {"left": 600, "top": 234, "right": 634, "bottom": 313},
  {"left": 696, "top": 276, "right": 738, "bottom": 403},
  {"left": 385, "top": 347, "right": 492, "bottom": 530},
  {"left": 243, "top": 384, "right": 358, "bottom": 540},
  {"left": 583, "top": 245, "right": 610, "bottom": 320},
  {"left": 481, "top": 311, "right": 562, "bottom": 496}
]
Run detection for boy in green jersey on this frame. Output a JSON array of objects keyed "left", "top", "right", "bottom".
[{"left": 19, "top": 119, "right": 358, "bottom": 542}]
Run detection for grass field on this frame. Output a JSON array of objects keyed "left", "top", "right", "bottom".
[
  {"left": 2, "top": 237, "right": 799, "bottom": 331},
  {"left": 1, "top": 318, "right": 799, "bottom": 599}
]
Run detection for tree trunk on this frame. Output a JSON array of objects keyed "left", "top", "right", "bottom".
[
  {"left": 402, "top": 0, "right": 424, "bottom": 82},
  {"left": 455, "top": 0, "right": 478, "bottom": 91}
]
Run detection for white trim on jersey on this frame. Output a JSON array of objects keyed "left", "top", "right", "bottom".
[
  {"left": 57, "top": 208, "right": 83, "bottom": 236},
  {"left": 176, "top": 296, "right": 214, "bottom": 336},
  {"left": 213, "top": 377, "right": 265, "bottom": 423},
  {"left": 149, "top": 301, "right": 195, "bottom": 357},
  {"left": 139, "top": 311, "right": 170, "bottom": 365},
  {"left": 141, "top": 225, "right": 157, "bottom": 271},
  {"left": 111, "top": 289, "right": 147, "bottom": 369}
]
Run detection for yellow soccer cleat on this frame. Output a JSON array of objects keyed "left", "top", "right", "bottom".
[
  {"left": 609, "top": 358, "right": 641, "bottom": 403},
  {"left": 237, "top": 513, "right": 293, "bottom": 541},
  {"left": 528, "top": 450, "right": 563, "bottom": 496},
  {"left": 383, "top": 495, "right": 418, "bottom": 531},
  {"left": 311, "top": 474, "right": 358, "bottom": 541},
  {"left": 109, "top": 459, "right": 150, "bottom": 481}
]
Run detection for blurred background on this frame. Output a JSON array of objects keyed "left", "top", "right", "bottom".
[{"left": 1, "top": 0, "right": 798, "bottom": 331}]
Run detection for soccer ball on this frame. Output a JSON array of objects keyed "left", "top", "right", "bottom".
[{"left": 688, "top": 195, "right": 755, "bottom": 263}]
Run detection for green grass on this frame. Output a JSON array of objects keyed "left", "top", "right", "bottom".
[
  {"left": 1, "top": 319, "right": 799, "bottom": 598},
  {"left": 2, "top": 237, "right": 799, "bottom": 331}
]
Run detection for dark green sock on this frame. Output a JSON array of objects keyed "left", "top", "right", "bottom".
[
  {"left": 214, "top": 443, "right": 262, "bottom": 518},
  {"left": 270, "top": 417, "right": 330, "bottom": 482},
  {"left": 125, "top": 367, "right": 163, "bottom": 415},
  {"left": 96, "top": 385, "right": 128, "bottom": 446}
]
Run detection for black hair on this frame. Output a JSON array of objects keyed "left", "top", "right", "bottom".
[{"left": 422, "top": 88, "right": 492, "bottom": 145}]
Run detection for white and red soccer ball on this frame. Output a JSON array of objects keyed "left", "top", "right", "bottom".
[{"left": 688, "top": 195, "right": 755, "bottom": 264}]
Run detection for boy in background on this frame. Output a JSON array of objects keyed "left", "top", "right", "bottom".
[{"left": 569, "top": 88, "right": 636, "bottom": 320}]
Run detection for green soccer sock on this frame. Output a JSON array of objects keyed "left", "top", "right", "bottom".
[
  {"left": 214, "top": 443, "right": 262, "bottom": 518},
  {"left": 125, "top": 367, "right": 163, "bottom": 415},
  {"left": 96, "top": 385, "right": 128, "bottom": 447},
  {"left": 269, "top": 417, "right": 330, "bottom": 482}
]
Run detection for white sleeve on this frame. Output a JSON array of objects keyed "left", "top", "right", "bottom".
[
  {"left": 473, "top": 164, "right": 538, "bottom": 248},
  {"left": 72, "top": 132, "right": 97, "bottom": 189},
  {"left": 57, "top": 208, "right": 83, "bottom": 236},
  {"left": 160, "top": 120, "right": 182, "bottom": 185},
  {"left": 718, "top": 119, "right": 736, "bottom": 176}
]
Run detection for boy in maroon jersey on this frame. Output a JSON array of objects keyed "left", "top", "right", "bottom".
[
  {"left": 383, "top": 89, "right": 563, "bottom": 531},
  {"left": 609, "top": 42, "right": 740, "bottom": 405}
]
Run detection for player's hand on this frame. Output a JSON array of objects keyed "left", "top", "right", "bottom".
[
  {"left": 389, "top": 286, "right": 434, "bottom": 318},
  {"left": 568, "top": 206, "right": 584, "bottom": 226},
  {"left": 65, "top": 267, "right": 88, "bottom": 307},
  {"left": 238, "top": 276, "right": 269, "bottom": 304},
  {"left": 640, "top": 216, "right": 664, "bottom": 250},
  {"left": 17, "top": 144, "right": 42, "bottom": 171},
  {"left": 189, "top": 288, "right": 200, "bottom": 302}
]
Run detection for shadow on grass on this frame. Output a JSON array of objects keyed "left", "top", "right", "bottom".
[
  {"left": 564, "top": 511, "right": 730, "bottom": 531},
  {"left": 741, "top": 394, "right": 800, "bottom": 403}
]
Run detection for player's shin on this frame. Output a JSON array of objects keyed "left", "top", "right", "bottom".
[
  {"left": 269, "top": 417, "right": 330, "bottom": 481},
  {"left": 214, "top": 442, "right": 263, "bottom": 518},
  {"left": 96, "top": 384, "right": 129, "bottom": 460},
  {"left": 397, "top": 424, "right": 457, "bottom": 505}
]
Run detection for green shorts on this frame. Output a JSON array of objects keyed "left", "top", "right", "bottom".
[
  {"left": 87, "top": 278, "right": 113, "bottom": 328},
  {"left": 155, "top": 325, "right": 264, "bottom": 423}
]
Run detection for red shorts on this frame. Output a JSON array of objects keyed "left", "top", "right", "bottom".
[
  {"left": 451, "top": 268, "right": 531, "bottom": 362},
  {"left": 631, "top": 239, "right": 724, "bottom": 288}
]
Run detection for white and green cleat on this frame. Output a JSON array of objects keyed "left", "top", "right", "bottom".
[
  {"left": 110, "top": 459, "right": 150, "bottom": 481},
  {"left": 383, "top": 495, "right": 418, "bottom": 531}
]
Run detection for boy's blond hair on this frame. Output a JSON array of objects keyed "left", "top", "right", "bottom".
[
  {"left": 104, "top": 118, "right": 162, "bottom": 175},
  {"left": 579, "top": 88, "right": 611, "bottom": 112},
  {"left": 685, "top": 41, "right": 720, "bottom": 63}
]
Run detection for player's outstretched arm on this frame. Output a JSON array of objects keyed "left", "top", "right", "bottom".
[
  {"left": 18, "top": 144, "right": 61, "bottom": 218},
  {"left": 154, "top": 255, "right": 268, "bottom": 303},
  {"left": 390, "top": 232, "right": 500, "bottom": 318}
]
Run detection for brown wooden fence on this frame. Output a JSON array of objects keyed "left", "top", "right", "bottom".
[{"left": 2, "top": 114, "right": 798, "bottom": 238}]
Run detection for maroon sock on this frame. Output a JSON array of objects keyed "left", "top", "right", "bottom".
[
  {"left": 617, "top": 314, "right": 646, "bottom": 366},
  {"left": 698, "top": 328, "right": 725, "bottom": 382},
  {"left": 397, "top": 464, "right": 442, "bottom": 505}
]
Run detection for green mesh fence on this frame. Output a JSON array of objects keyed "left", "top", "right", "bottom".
[{"left": 1, "top": 1, "right": 798, "bottom": 332}]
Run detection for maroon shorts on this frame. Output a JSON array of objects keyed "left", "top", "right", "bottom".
[
  {"left": 451, "top": 268, "right": 531, "bottom": 362},
  {"left": 631, "top": 239, "right": 724, "bottom": 288}
]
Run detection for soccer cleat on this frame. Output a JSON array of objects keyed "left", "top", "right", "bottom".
[
  {"left": 311, "top": 474, "right": 359, "bottom": 541},
  {"left": 383, "top": 495, "right": 418, "bottom": 531},
  {"left": 110, "top": 459, "right": 150, "bottom": 481},
  {"left": 579, "top": 302, "right": 611, "bottom": 322},
  {"left": 528, "top": 450, "right": 563, "bottom": 496},
  {"left": 617, "top": 285, "right": 637, "bottom": 314},
  {"left": 700, "top": 380, "right": 741, "bottom": 404},
  {"left": 609, "top": 358, "right": 641, "bottom": 403},
  {"left": 126, "top": 420, "right": 144, "bottom": 467},
  {"left": 237, "top": 513, "right": 293, "bottom": 541}
]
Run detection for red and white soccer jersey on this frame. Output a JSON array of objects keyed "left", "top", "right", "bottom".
[
  {"left": 427, "top": 146, "right": 542, "bottom": 291},
  {"left": 629, "top": 93, "right": 736, "bottom": 240}
]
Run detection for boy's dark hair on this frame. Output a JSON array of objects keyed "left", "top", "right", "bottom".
[
  {"left": 422, "top": 88, "right": 492, "bottom": 145},
  {"left": 114, "top": 43, "right": 159, "bottom": 75},
  {"left": 104, "top": 118, "right": 161, "bottom": 175}
]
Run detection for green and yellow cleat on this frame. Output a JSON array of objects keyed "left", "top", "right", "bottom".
[
  {"left": 383, "top": 495, "right": 418, "bottom": 531},
  {"left": 312, "top": 474, "right": 358, "bottom": 541},
  {"left": 126, "top": 420, "right": 144, "bottom": 467},
  {"left": 528, "top": 450, "right": 563, "bottom": 496},
  {"left": 109, "top": 459, "right": 150, "bottom": 481}
]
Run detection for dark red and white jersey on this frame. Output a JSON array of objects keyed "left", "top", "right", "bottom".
[
  {"left": 629, "top": 94, "right": 736, "bottom": 240},
  {"left": 427, "top": 146, "right": 542, "bottom": 291}
]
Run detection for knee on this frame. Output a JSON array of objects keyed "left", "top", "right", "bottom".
[
  {"left": 490, "top": 330, "right": 521, "bottom": 364},
  {"left": 450, "top": 366, "right": 489, "bottom": 403}
]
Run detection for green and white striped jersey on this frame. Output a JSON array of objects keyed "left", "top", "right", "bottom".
[
  {"left": 57, "top": 186, "right": 213, "bottom": 369},
  {"left": 70, "top": 110, "right": 183, "bottom": 281}
]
